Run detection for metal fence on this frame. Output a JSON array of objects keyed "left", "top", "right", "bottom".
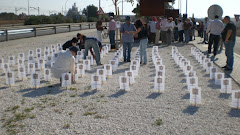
[{"left": 0, "top": 22, "right": 108, "bottom": 42}]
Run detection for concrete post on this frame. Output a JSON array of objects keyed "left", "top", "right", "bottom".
[
  {"left": 33, "top": 27, "right": 37, "bottom": 37},
  {"left": 5, "top": 30, "right": 8, "bottom": 41},
  {"left": 54, "top": 26, "right": 57, "bottom": 34}
]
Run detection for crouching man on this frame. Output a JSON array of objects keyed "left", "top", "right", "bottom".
[{"left": 51, "top": 46, "right": 79, "bottom": 83}]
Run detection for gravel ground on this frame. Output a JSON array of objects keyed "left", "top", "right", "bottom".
[{"left": 0, "top": 30, "right": 240, "bottom": 135}]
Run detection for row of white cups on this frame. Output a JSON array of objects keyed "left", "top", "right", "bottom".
[
  {"left": 191, "top": 47, "right": 240, "bottom": 108},
  {"left": 152, "top": 46, "right": 165, "bottom": 92},
  {"left": 0, "top": 43, "right": 111, "bottom": 88}
]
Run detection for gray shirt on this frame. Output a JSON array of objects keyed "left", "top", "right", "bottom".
[{"left": 120, "top": 23, "right": 136, "bottom": 43}]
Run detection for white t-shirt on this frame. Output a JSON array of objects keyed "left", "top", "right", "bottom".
[
  {"left": 150, "top": 21, "right": 156, "bottom": 33},
  {"left": 51, "top": 50, "right": 75, "bottom": 78},
  {"left": 165, "top": 22, "right": 175, "bottom": 31},
  {"left": 160, "top": 18, "right": 168, "bottom": 31},
  {"left": 177, "top": 22, "right": 184, "bottom": 31}
]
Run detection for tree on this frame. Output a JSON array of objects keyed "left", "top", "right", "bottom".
[
  {"left": 82, "top": 5, "right": 98, "bottom": 19},
  {"left": 111, "top": 0, "right": 135, "bottom": 17}
]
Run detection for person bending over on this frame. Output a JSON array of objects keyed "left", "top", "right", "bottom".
[{"left": 62, "top": 37, "right": 78, "bottom": 50}]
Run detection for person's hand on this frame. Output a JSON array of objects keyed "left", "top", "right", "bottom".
[
  {"left": 225, "top": 39, "right": 229, "bottom": 43},
  {"left": 93, "top": 55, "right": 96, "bottom": 59}
]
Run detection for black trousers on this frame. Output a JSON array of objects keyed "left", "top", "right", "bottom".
[
  {"left": 178, "top": 30, "right": 184, "bottom": 42},
  {"left": 208, "top": 34, "right": 220, "bottom": 56}
]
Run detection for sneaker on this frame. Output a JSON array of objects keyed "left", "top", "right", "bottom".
[
  {"left": 97, "top": 63, "right": 103, "bottom": 66},
  {"left": 127, "top": 59, "right": 131, "bottom": 62}
]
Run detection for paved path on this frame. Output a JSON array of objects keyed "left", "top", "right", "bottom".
[{"left": 191, "top": 37, "right": 240, "bottom": 86}]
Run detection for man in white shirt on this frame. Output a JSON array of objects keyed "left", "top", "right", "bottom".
[
  {"left": 149, "top": 17, "right": 157, "bottom": 44},
  {"left": 203, "top": 17, "right": 210, "bottom": 44},
  {"left": 177, "top": 19, "right": 184, "bottom": 42},
  {"left": 160, "top": 16, "right": 168, "bottom": 43},
  {"left": 52, "top": 46, "right": 78, "bottom": 83},
  {"left": 206, "top": 15, "right": 224, "bottom": 57},
  {"left": 165, "top": 18, "right": 175, "bottom": 45}
]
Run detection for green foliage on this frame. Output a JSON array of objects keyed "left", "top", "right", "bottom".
[
  {"left": 153, "top": 119, "right": 163, "bottom": 126},
  {"left": 88, "top": 17, "right": 98, "bottom": 22},
  {"left": 82, "top": 5, "right": 98, "bottom": 19},
  {"left": 0, "top": 12, "right": 18, "bottom": 20}
]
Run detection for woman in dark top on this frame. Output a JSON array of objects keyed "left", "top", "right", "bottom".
[{"left": 128, "top": 19, "right": 148, "bottom": 65}]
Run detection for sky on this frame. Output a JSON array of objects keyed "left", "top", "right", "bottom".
[{"left": 0, "top": 0, "right": 239, "bottom": 18}]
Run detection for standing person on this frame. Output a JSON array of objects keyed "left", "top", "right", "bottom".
[
  {"left": 183, "top": 18, "right": 192, "bottom": 44},
  {"left": 174, "top": 18, "right": 179, "bottom": 41},
  {"left": 108, "top": 16, "right": 116, "bottom": 49},
  {"left": 203, "top": 17, "right": 210, "bottom": 44},
  {"left": 165, "top": 18, "right": 175, "bottom": 45},
  {"left": 155, "top": 17, "right": 161, "bottom": 44},
  {"left": 160, "top": 16, "right": 168, "bottom": 43},
  {"left": 177, "top": 19, "right": 184, "bottom": 42},
  {"left": 206, "top": 15, "right": 224, "bottom": 57},
  {"left": 62, "top": 37, "right": 78, "bottom": 50},
  {"left": 198, "top": 21, "right": 204, "bottom": 38},
  {"left": 149, "top": 17, "right": 156, "bottom": 44},
  {"left": 128, "top": 19, "right": 148, "bottom": 65},
  {"left": 96, "top": 18, "right": 105, "bottom": 42},
  {"left": 221, "top": 16, "right": 236, "bottom": 71},
  {"left": 51, "top": 46, "right": 78, "bottom": 83},
  {"left": 78, "top": 34, "right": 102, "bottom": 65},
  {"left": 120, "top": 16, "right": 136, "bottom": 62},
  {"left": 191, "top": 18, "right": 196, "bottom": 40}
]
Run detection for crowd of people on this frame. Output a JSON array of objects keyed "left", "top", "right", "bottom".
[{"left": 51, "top": 15, "right": 236, "bottom": 83}]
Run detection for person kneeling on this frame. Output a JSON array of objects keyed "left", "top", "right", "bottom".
[{"left": 51, "top": 46, "right": 79, "bottom": 84}]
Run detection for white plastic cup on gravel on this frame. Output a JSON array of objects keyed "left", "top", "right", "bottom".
[
  {"left": 215, "top": 72, "right": 224, "bottom": 85},
  {"left": 86, "top": 55, "right": 93, "bottom": 66},
  {"left": 76, "top": 64, "right": 85, "bottom": 77},
  {"left": 31, "top": 72, "right": 40, "bottom": 88},
  {"left": 38, "top": 58, "right": 45, "bottom": 70},
  {"left": 28, "top": 50, "right": 34, "bottom": 57},
  {"left": 28, "top": 56, "right": 34, "bottom": 63},
  {"left": 125, "top": 70, "right": 135, "bottom": 84},
  {"left": 205, "top": 61, "right": 213, "bottom": 73},
  {"left": 18, "top": 53, "right": 25, "bottom": 61},
  {"left": 156, "top": 70, "right": 165, "bottom": 78},
  {"left": 186, "top": 71, "right": 196, "bottom": 83},
  {"left": 61, "top": 73, "right": 72, "bottom": 88},
  {"left": 3, "top": 63, "right": 10, "bottom": 73},
  {"left": 210, "top": 67, "right": 218, "bottom": 80},
  {"left": 91, "top": 75, "right": 102, "bottom": 90},
  {"left": 83, "top": 60, "right": 91, "bottom": 70},
  {"left": 44, "top": 69, "right": 51, "bottom": 82},
  {"left": 18, "top": 59, "right": 24, "bottom": 67},
  {"left": 220, "top": 78, "right": 232, "bottom": 94},
  {"left": 190, "top": 87, "right": 202, "bottom": 105},
  {"left": 154, "top": 76, "right": 165, "bottom": 92},
  {"left": 97, "top": 69, "right": 106, "bottom": 83},
  {"left": 156, "top": 65, "right": 165, "bottom": 73},
  {"left": 112, "top": 58, "right": 119, "bottom": 67},
  {"left": 0, "top": 58, "right": 4, "bottom": 69},
  {"left": 187, "top": 77, "right": 198, "bottom": 91},
  {"left": 18, "top": 66, "right": 26, "bottom": 80},
  {"left": 184, "top": 65, "right": 193, "bottom": 76},
  {"left": 110, "top": 60, "right": 117, "bottom": 72},
  {"left": 119, "top": 76, "right": 130, "bottom": 91},
  {"left": 104, "top": 64, "right": 112, "bottom": 77},
  {"left": 5, "top": 71, "right": 15, "bottom": 86},
  {"left": 8, "top": 56, "right": 15, "bottom": 66},
  {"left": 130, "top": 65, "right": 138, "bottom": 77},
  {"left": 231, "top": 90, "right": 240, "bottom": 109},
  {"left": 28, "top": 63, "right": 36, "bottom": 74}
]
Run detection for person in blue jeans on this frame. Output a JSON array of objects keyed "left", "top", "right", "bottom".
[
  {"left": 78, "top": 34, "right": 102, "bottom": 65},
  {"left": 128, "top": 19, "right": 148, "bottom": 65},
  {"left": 221, "top": 16, "right": 236, "bottom": 71},
  {"left": 183, "top": 18, "right": 192, "bottom": 44},
  {"left": 120, "top": 16, "right": 136, "bottom": 62}
]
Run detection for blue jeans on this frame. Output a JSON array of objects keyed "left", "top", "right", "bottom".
[
  {"left": 203, "top": 31, "right": 208, "bottom": 42},
  {"left": 184, "top": 30, "right": 189, "bottom": 43},
  {"left": 224, "top": 40, "right": 235, "bottom": 69},
  {"left": 123, "top": 42, "right": 132, "bottom": 61},
  {"left": 109, "top": 30, "right": 115, "bottom": 46},
  {"left": 140, "top": 38, "right": 148, "bottom": 63},
  {"left": 84, "top": 39, "right": 101, "bottom": 65}
]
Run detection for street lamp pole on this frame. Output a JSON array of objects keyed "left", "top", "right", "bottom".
[
  {"left": 186, "top": 0, "right": 188, "bottom": 15},
  {"left": 28, "top": 0, "right": 30, "bottom": 15}
]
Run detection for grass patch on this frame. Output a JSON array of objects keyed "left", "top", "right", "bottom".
[
  {"left": 54, "top": 109, "right": 62, "bottom": 114},
  {"left": 47, "top": 89, "right": 52, "bottom": 94},
  {"left": 69, "top": 87, "right": 77, "bottom": 91},
  {"left": 69, "top": 112, "right": 73, "bottom": 115},
  {"left": 6, "top": 105, "right": 20, "bottom": 113},
  {"left": 99, "top": 94, "right": 105, "bottom": 98},
  {"left": 63, "top": 123, "right": 70, "bottom": 129},
  {"left": 84, "top": 86, "right": 91, "bottom": 90},
  {"left": 24, "top": 107, "right": 34, "bottom": 113},
  {"left": 153, "top": 119, "right": 163, "bottom": 126},
  {"left": 82, "top": 105, "right": 88, "bottom": 108},
  {"left": 83, "top": 111, "right": 97, "bottom": 116},
  {"left": 21, "top": 99, "right": 25, "bottom": 105},
  {"left": 70, "top": 94, "right": 77, "bottom": 97}
]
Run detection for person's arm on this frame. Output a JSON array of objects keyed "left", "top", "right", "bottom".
[
  {"left": 128, "top": 27, "right": 141, "bottom": 35},
  {"left": 120, "top": 24, "right": 126, "bottom": 34},
  {"left": 225, "top": 29, "right": 233, "bottom": 43},
  {"left": 89, "top": 48, "right": 95, "bottom": 59},
  {"left": 206, "top": 22, "right": 211, "bottom": 34}
]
